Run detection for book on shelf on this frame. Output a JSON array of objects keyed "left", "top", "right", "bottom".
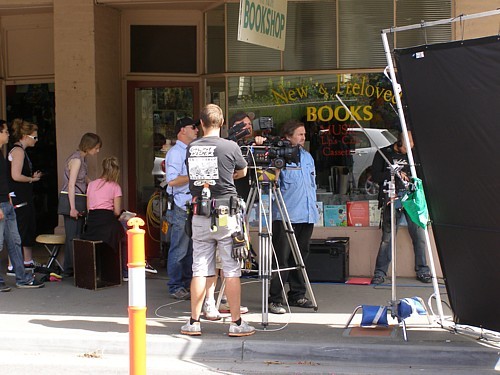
[
  {"left": 315, "top": 201, "right": 324, "bottom": 227},
  {"left": 369, "top": 200, "right": 381, "bottom": 226},
  {"left": 324, "top": 204, "right": 347, "bottom": 227},
  {"left": 347, "top": 201, "right": 369, "bottom": 227}
]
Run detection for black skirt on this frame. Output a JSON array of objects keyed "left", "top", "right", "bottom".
[{"left": 81, "top": 209, "right": 124, "bottom": 252}]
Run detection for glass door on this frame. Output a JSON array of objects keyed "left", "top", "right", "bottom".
[{"left": 127, "top": 81, "right": 199, "bottom": 214}]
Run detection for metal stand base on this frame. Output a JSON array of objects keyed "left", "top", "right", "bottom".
[{"left": 344, "top": 304, "right": 408, "bottom": 341}]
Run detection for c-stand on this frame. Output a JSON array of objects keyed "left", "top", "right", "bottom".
[
  {"left": 245, "top": 168, "right": 318, "bottom": 327},
  {"left": 386, "top": 163, "right": 407, "bottom": 338}
]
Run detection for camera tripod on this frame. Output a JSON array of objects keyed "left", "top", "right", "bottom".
[{"left": 245, "top": 168, "right": 318, "bottom": 327}]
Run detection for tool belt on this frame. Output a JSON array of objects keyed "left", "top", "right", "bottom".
[{"left": 186, "top": 196, "right": 243, "bottom": 218}]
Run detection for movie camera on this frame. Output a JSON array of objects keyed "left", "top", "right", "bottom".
[
  {"left": 226, "top": 115, "right": 300, "bottom": 169},
  {"left": 226, "top": 121, "right": 251, "bottom": 143},
  {"left": 226, "top": 115, "right": 275, "bottom": 143},
  {"left": 242, "top": 136, "right": 300, "bottom": 169}
]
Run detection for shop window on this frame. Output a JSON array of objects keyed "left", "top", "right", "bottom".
[
  {"left": 206, "top": 6, "right": 226, "bottom": 74},
  {"left": 284, "top": 1, "right": 337, "bottom": 70},
  {"left": 130, "top": 25, "right": 197, "bottom": 74},
  {"left": 226, "top": 4, "right": 281, "bottom": 72},
  {"left": 208, "top": 0, "right": 451, "bottom": 72},
  {"left": 395, "top": 0, "right": 452, "bottom": 48},
  {"left": 219, "top": 73, "right": 399, "bottom": 205}
]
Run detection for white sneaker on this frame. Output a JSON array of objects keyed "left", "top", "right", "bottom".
[
  {"left": 181, "top": 320, "right": 201, "bottom": 336},
  {"left": 219, "top": 301, "right": 249, "bottom": 314},
  {"left": 229, "top": 320, "right": 255, "bottom": 337},
  {"left": 269, "top": 302, "right": 286, "bottom": 314},
  {"left": 6, "top": 267, "right": 15, "bottom": 277},
  {"left": 203, "top": 302, "right": 221, "bottom": 321}
]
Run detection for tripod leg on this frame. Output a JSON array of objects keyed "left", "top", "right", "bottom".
[
  {"left": 216, "top": 277, "right": 226, "bottom": 309},
  {"left": 260, "top": 232, "right": 271, "bottom": 327},
  {"left": 245, "top": 185, "right": 257, "bottom": 229},
  {"left": 273, "top": 185, "right": 318, "bottom": 311},
  {"left": 251, "top": 180, "right": 272, "bottom": 327}
]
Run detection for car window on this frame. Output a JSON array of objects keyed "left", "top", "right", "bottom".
[
  {"left": 349, "top": 131, "right": 371, "bottom": 149},
  {"left": 381, "top": 130, "right": 397, "bottom": 144}
]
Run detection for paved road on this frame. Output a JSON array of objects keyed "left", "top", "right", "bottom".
[{"left": 1, "top": 273, "right": 499, "bottom": 374}]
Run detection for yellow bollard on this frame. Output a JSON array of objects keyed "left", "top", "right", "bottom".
[{"left": 127, "top": 217, "right": 147, "bottom": 375}]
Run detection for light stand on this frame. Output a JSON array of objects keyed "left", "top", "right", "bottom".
[
  {"left": 386, "top": 163, "right": 408, "bottom": 340},
  {"left": 337, "top": 94, "right": 437, "bottom": 340},
  {"left": 246, "top": 169, "right": 318, "bottom": 327}
]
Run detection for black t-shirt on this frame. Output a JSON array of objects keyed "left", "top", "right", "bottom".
[
  {"left": 0, "top": 153, "right": 11, "bottom": 203},
  {"left": 187, "top": 136, "right": 247, "bottom": 199},
  {"left": 371, "top": 143, "right": 413, "bottom": 207},
  {"left": 8, "top": 144, "right": 34, "bottom": 204}
]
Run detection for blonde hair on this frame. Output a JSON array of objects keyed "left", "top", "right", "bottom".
[
  {"left": 100, "top": 156, "right": 120, "bottom": 183},
  {"left": 11, "top": 118, "right": 38, "bottom": 142},
  {"left": 200, "top": 104, "right": 224, "bottom": 130}
]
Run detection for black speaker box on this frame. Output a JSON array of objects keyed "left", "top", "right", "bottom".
[{"left": 305, "top": 237, "right": 349, "bottom": 282}]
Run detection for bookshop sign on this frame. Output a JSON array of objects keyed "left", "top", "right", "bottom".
[{"left": 238, "top": 0, "right": 287, "bottom": 51}]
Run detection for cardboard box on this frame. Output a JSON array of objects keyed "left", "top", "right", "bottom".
[
  {"left": 315, "top": 201, "right": 324, "bottom": 227},
  {"left": 324, "top": 204, "right": 347, "bottom": 227},
  {"left": 347, "top": 201, "right": 369, "bottom": 227}
]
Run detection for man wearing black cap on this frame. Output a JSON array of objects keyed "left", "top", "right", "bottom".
[{"left": 164, "top": 117, "right": 200, "bottom": 300}]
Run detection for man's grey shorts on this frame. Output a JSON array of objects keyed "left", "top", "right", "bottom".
[{"left": 191, "top": 215, "right": 241, "bottom": 278}]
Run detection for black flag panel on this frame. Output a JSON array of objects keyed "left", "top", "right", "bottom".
[{"left": 395, "top": 36, "right": 500, "bottom": 332}]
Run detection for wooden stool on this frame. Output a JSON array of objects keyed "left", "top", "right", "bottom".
[
  {"left": 36, "top": 234, "right": 66, "bottom": 272},
  {"left": 73, "top": 239, "right": 121, "bottom": 290}
]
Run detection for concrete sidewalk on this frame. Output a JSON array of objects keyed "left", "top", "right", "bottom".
[{"left": 1, "top": 270, "right": 499, "bottom": 374}]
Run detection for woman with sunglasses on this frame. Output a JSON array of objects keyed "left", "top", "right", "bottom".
[{"left": 6, "top": 118, "right": 42, "bottom": 273}]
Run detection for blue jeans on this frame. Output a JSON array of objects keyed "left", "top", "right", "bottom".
[
  {"left": 165, "top": 204, "right": 192, "bottom": 293},
  {"left": 0, "top": 202, "right": 31, "bottom": 285},
  {"left": 374, "top": 206, "right": 430, "bottom": 278}
]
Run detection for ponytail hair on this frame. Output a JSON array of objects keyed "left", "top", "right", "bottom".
[{"left": 100, "top": 156, "right": 120, "bottom": 183}]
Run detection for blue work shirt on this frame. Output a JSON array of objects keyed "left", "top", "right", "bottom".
[
  {"left": 165, "top": 140, "right": 191, "bottom": 211},
  {"left": 272, "top": 147, "right": 319, "bottom": 224}
]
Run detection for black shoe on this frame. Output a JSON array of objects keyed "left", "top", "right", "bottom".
[
  {"left": 145, "top": 262, "right": 157, "bottom": 274},
  {"left": 0, "top": 282, "right": 11, "bottom": 292},
  {"left": 289, "top": 298, "right": 314, "bottom": 308},
  {"left": 417, "top": 273, "right": 432, "bottom": 283},
  {"left": 170, "top": 287, "right": 190, "bottom": 300},
  {"left": 16, "top": 278, "right": 44, "bottom": 289},
  {"left": 371, "top": 275, "right": 385, "bottom": 285}
]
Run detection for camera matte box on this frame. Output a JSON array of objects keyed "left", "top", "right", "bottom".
[{"left": 305, "top": 237, "right": 349, "bottom": 282}]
